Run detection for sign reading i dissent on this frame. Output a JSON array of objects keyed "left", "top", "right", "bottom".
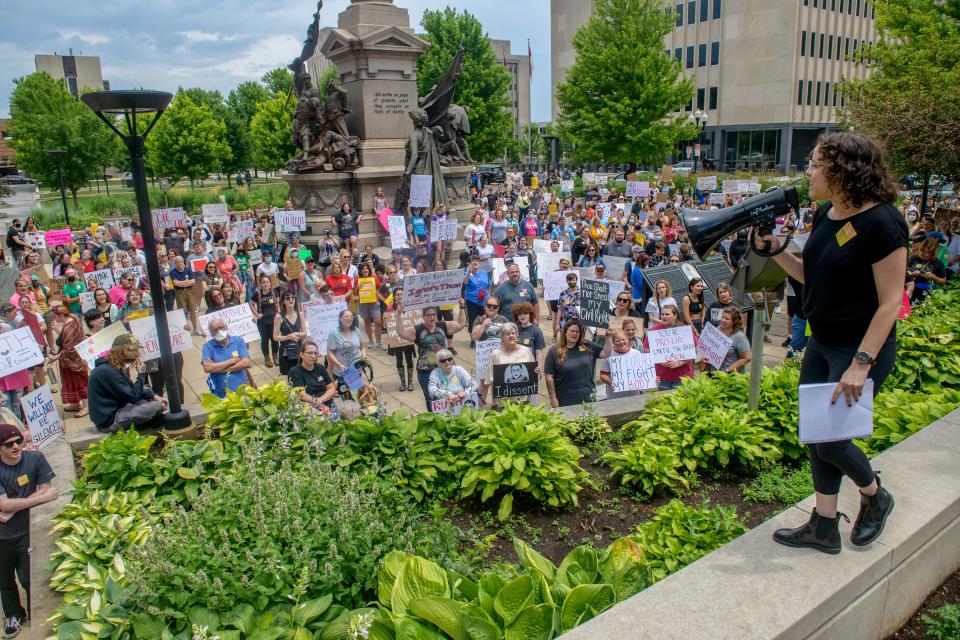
[{"left": 492, "top": 361, "right": 538, "bottom": 400}]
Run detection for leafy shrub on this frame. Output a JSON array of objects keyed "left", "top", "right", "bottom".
[
  {"left": 886, "top": 286, "right": 960, "bottom": 392},
  {"left": 81, "top": 429, "right": 157, "bottom": 491},
  {"left": 858, "top": 387, "right": 960, "bottom": 456},
  {"left": 922, "top": 604, "right": 960, "bottom": 640},
  {"left": 458, "top": 402, "right": 588, "bottom": 519},
  {"left": 631, "top": 500, "right": 747, "bottom": 582},
  {"left": 740, "top": 461, "right": 813, "bottom": 504},
  {"left": 126, "top": 450, "right": 460, "bottom": 630},
  {"left": 563, "top": 404, "right": 612, "bottom": 449}
]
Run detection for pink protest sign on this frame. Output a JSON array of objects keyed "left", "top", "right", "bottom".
[{"left": 44, "top": 228, "right": 72, "bottom": 247}]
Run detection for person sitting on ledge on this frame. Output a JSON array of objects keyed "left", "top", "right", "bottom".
[{"left": 88, "top": 334, "right": 167, "bottom": 433}]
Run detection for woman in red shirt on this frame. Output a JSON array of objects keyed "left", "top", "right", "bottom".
[
  {"left": 644, "top": 304, "right": 694, "bottom": 390},
  {"left": 324, "top": 261, "right": 354, "bottom": 302}
]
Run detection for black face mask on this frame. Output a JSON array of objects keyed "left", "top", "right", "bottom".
[{"left": 68, "top": 276, "right": 76, "bottom": 282}]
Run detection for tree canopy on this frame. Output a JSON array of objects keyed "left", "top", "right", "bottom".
[
  {"left": 7, "top": 72, "right": 117, "bottom": 207},
  {"left": 262, "top": 67, "right": 294, "bottom": 98},
  {"left": 145, "top": 92, "right": 232, "bottom": 185},
  {"left": 250, "top": 95, "right": 295, "bottom": 174},
  {"left": 839, "top": 0, "right": 960, "bottom": 188},
  {"left": 417, "top": 8, "right": 513, "bottom": 162},
  {"left": 555, "top": 0, "right": 695, "bottom": 168}
]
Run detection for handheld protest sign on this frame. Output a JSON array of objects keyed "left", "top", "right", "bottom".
[
  {"left": 492, "top": 361, "right": 538, "bottom": 400},
  {"left": 579, "top": 279, "right": 610, "bottom": 329}
]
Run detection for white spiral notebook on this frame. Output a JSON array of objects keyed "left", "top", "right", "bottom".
[{"left": 798, "top": 380, "right": 874, "bottom": 444}]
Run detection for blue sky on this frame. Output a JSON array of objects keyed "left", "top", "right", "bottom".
[{"left": 0, "top": 0, "right": 552, "bottom": 121}]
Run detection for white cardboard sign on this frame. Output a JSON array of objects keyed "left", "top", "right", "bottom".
[
  {"left": 198, "top": 305, "right": 259, "bottom": 344},
  {"left": 202, "top": 203, "right": 230, "bottom": 224},
  {"left": 402, "top": 269, "right": 463, "bottom": 311},
  {"left": 430, "top": 219, "right": 459, "bottom": 242},
  {"left": 543, "top": 270, "right": 578, "bottom": 301},
  {"left": 474, "top": 338, "right": 501, "bottom": 380},
  {"left": 410, "top": 174, "right": 433, "bottom": 208},
  {"left": 647, "top": 325, "right": 697, "bottom": 364},
  {"left": 608, "top": 353, "right": 658, "bottom": 393},
  {"left": 303, "top": 300, "right": 348, "bottom": 356},
  {"left": 388, "top": 216, "right": 409, "bottom": 249},
  {"left": 697, "top": 321, "right": 733, "bottom": 370},
  {"left": 20, "top": 385, "right": 62, "bottom": 450},
  {"left": 128, "top": 309, "right": 194, "bottom": 361},
  {"left": 0, "top": 327, "right": 44, "bottom": 377},
  {"left": 274, "top": 210, "right": 307, "bottom": 232}
]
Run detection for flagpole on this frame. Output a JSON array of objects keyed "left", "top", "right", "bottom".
[{"left": 527, "top": 39, "right": 533, "bottom": 166}]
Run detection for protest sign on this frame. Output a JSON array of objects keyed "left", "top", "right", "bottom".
[
  {"left": 410, "top": 174, "right": 433, "bottom": 208},
  {"left": 153, "top": 208, "right": 187, "bottom": 230},
  {"left": 190, "top": 258, "right": 208, "bottom": 274},
  {"left": 202, "top": 203, "right": 230, "bottom": 224},
  {"left": 129, "top": 309, "right": 193, "bottom": 361},
  {"left": 709, "top": 192, "right": 726, "bottom": 205},
  {"left": 114, "top": 265, "right": 144, "bottom": 284},
  {"left": 605, "top": 279, "right": 626, "bottom": 303},
  {"left": 543, "top": 270, "right": 578, "bottom": 301},
  {"left": 23, "top": 232, "right": 45, "bottom": 251},
  {"left": 697, "top": 321, "right": 733, "bottom": 370},
  {"left": 44, "top": 228, "right": 72, "bottom": 247},
  {"left": 199, "top": 305, "right": 259, "bottom": 343},
  {"left": 384, "top": 309, "right": 423, "bottom": 348},
  {"left": 603, "top": 256, "right": 629, "bottom": 279},
  {"left": 536, "top": 251, "right": 571, "bottom": 275},
  {"left": 274, "top": 209, "right": 307, "bottom": 232},
  {"left": 121, "top": 227, "right": 133, "bottom": 242},
  {"left": 20, "top": 385, "right": 63, "bottom": 450},
  {"left": 80, "top": 291, "right": 96, "bottom": 313},
  {"left": 492, "top": 256, "right": 530, "bottom": 283},
  {"left": 47, "top": 277, "right": 66, "bottom": 300},
  {"left": 579, "top": 279, "right": 610, "bottom": 328},
  {"left": 342, "top": 365, "right": 366, "bottom": 394},
  {"left": 583, "top": 172, "right": 596, "bottom": 185},
  {"left": 388, "top": 215, "right": 409, "bottom": 249},
  {"left": 261, "top": 223, "right": 274, "bottom": 245},
  {"left": 648, "top": 325, "right": 697, "bottom": 364},
  {"left": 88, "top": 268, "right": 115, "bottom": 289},
  {"left": 661, "top": 165, "right": 673, "bottom": 182},
  {"left": 595, "top": 175, "right": 608, "bottom": 186},
  {"left": 625, "top": 181, "right": 642, "bottom": 197},
  {"left": 249, "top": 248, "right": 263, "bottom": 266},
  {"left": 285, "top": 254, "right": 303, "bottom": 279},
  {"left": 76, "top": 322, "right": 128, "bottom": 370},
  {"left": 402, "top": 269, "right": 463, "bottom": 311},
  {"left": 747, "top": 181, "right": 762, "bottom": 195},
  {"left": 530, "top": 176, "right": 539, "bottom": 190},
  {"left": 532, "top": 239, "right": 559, "bottom": 254},
  {"left": 475, "top": 338, "right": 501, "bottom": 380},
  {"left": 431, "top": 392, "right": 480, "bottom": 416},
  {"left": 608, "top": 353, "right": 658, "bottom": 393},
  {"left": 229, "top": 219, "right": 255, "bottom": 243},
  {"left": 697, "top": 176, "right": 718, "bottom": 191},
  {"left": 597, "top": 202, "right": 612, "bottom": 222},
  {"left": 492, "top": 361, "right": 539, "bottom": 400},
  {"left": 429, "top": 219, "right": 458, "bottom": 242},
  {"left": 303, "top": 300, "right": 348, "bottom": 356},
  {"left": 668, "top": 244, "right": 680, "bottom": 256},
  {"left": 561, "top": 179, "right": 575, "bottom": 193},
  {"left": 0, "top": 327, "right": 44, "bottom": 377},
  {"left": 19, "top": 264, "right": 50, "bottom": 285}
]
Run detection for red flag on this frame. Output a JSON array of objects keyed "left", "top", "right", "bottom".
[{"left": 528, "top": 40, "right": 533, "bottom": 76}]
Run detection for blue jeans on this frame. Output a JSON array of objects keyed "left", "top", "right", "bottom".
[
  {"left": 417, "top": 370, "right": 432, "bottom": 409},
  {"left": 4, "top": 389, "right": 23, "bottom": 420},
  {"left": 658, "top": 380, "right": 682, "bottom": 390},
  {"left": 790, "top": 315, "right": 809, "bottom": 351}
]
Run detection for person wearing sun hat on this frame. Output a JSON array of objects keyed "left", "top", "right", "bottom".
[
  {"left": 87, "top": 334, "right": 167, "bottom": 434},
  {"left": 0, "top": 422, "right": 58, "bottom": 638}
]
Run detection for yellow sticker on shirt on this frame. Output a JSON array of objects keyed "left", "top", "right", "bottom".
[
  {"left": 835, "top": 221, "right": 857, "bottom": 247},
  {"left": 16, "top": 475, "right": 28, "bottom": 486}
]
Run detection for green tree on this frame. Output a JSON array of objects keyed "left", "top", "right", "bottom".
[
  {"left": 417, "top": 8, "right": 512, "bottom": 162},
  {"left": 227, "top": 81, "right": 270, "bottom": 127},
  {"left": 250, "top": 95, "right": 295, "bottom": 173},
  {"left": 555, "top": 0, "right": 695, "bottom": 170},
  {"left": 262, "top": 67, "right": 294, "bottom": 97},
  {"left": 145, "top": 94, "right": 231, "bottom": 186},
  {"left": 7, "top": 72, "right": 117, "bottom": 209},
  {"left": 839, "top": 0, "right": 960, "bottom": 207},
  {"left": 179, "top": 87, "right": 251, "bottom": 177}
]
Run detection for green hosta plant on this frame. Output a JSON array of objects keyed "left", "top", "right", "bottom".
[
  {"left": 631, "top": 500, "right": 747, "bottom": 583},
  {"left": 858, "top": 387, "right": 960, "bottom": 457},
  {"left": 562, "top": 404, "right": 612, "bottom": 449},
  {"left": 457, "top": 402, "right": 588, "bottom": 519},
  {"left": 605, "top": 441, "right": 690, "bottom": 499},
  {"left": 81, "top": 428, "right": 158, "bottom": 493}
]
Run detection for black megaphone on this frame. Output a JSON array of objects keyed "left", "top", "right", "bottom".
[{"left": 679, "top": 186, "right": 800, "bottom": 259}]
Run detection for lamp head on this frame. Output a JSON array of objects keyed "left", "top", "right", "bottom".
[
  {"left": 81, "top": 90, "right": 173, "bottom": 141},
  {"left": 46, "top": 149, "right": 66, "bottom": 159}
]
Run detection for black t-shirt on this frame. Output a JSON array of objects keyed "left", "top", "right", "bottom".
[
  {"left": 0, "top": 450, "right": 55, "bottom": 539},
  {"left": 907, "top": 255, "right": 946, "bottom": 287},
  {"left": 5, "top": 227, "right": 20, "bottom": 250},
  {"left": 287, "top": 364, "right": 333, "bottom": 403},
  {"left": 517, "top": 324, "right": 546, "bottom": 358},
  {"left": 802, "top": 202, "right": 909, "bottom": 347},
  {"left": 544, "top": 343, "right": 602, "bottom": 407},
  {"left": 414, "top": 320, "right": 448, "bottom": 371},
  {"left": 334, "top": 212, "right": 357, "bottom": 237},
  {"left": 252, "top": 288, "right": 280, "bottom": 321}
]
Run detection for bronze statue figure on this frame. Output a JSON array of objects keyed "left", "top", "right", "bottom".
[{"left": 395, "top": 109, "right": 446, "bottom": 211}]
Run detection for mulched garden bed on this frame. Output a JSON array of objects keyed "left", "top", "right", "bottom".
[{"left": 887, "top": 566, "right": 960, "bottom": 639}]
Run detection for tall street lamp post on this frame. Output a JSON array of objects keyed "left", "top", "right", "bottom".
[
  {"left": 81, "top": 90, "right": 191, "bottom": 430},
  {"left": 46, "top": 150, "right": 70, "bottom": 226},
  {"left": 686, "top": 110, "right": 709, "bottom": 173}
]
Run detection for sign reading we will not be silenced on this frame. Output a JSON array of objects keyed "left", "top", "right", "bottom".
[
  {"left": 579, "top": 279, "right": 610, "bottom": 329},
  {"left": 402, "top": 269, "right": 463, "bottom": 311},
  {"left": 20, "top": 385, "right": 63, "bottom": 450},
  {"left": 647, "top": 325, "right": 697, "bottom": 364}
]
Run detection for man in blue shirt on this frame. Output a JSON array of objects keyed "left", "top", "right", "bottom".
[
  {"left": 201, "top": 318, "right": 251, "bottom": 398},
  {"left": 550, "top": 217, "right": 575, "bottom": 245}
]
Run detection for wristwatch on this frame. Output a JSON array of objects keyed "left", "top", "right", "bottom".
[{"left": 854, "top": 351, "right": 876, "bottom": 366}]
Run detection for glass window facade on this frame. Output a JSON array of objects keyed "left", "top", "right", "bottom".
[{"left": 724, "top": 129, "right": 782, "bottom": 171}]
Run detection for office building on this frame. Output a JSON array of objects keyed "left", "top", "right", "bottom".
[
  {"left": 551, "top": 0, "right": 878, "bottom": 172},
  {"left": 0, "top": 120, "right": 15, "bottom": 174},
  {"left": 35, "top": 51, "right": 107, "bottom": 98},
  {"left": 489, "top": 39, "right": 532, "bottom": 140}
]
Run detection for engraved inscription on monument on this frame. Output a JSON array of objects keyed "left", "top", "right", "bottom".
[{"left": 373, "top": 92, "right": 410, "bottom": 115}]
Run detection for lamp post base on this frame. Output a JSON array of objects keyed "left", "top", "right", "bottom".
[{"left": 163, "top": 409, "right": 193, "bottom": 430}]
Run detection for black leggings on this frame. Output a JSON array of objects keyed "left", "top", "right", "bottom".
[
  {"left": 258, "top": 318, "right": 278, "bottom": 359},
  {"left": 799, "top": 335, "right": 896, "bottom": 495},
  {"left": 393, "top": 346, "right": 414, "bottom": 369},
  {"left": 147, "top": 352, "right": 185, "bottom": 402}
]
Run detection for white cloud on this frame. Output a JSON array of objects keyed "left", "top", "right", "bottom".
[
  {"left": 58, "top": 31, "right": 112, "bottom": 45},
  {"left": 176, "top": 30, "right": 238, "bottom": 44},
  {"left": 211, "top": 34, "right": 300, "bottom": 78}
]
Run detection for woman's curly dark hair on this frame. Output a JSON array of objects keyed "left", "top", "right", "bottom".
[{"left": 814, "top": 132, "right": 897, "bottom": 208}]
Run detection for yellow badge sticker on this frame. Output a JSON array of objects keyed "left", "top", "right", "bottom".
[
  {"left": 835, "top": 221, "right": 857, "bottom": 247},
  {"left": 16, "top": 475, "right": 28, "bottom": 487},
  {"left": 231, "top": 351, "right": 239, "bottom": 358}
]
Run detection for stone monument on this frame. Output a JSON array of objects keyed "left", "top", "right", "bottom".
[{"left": 282, "top": 0, "right": 474, "bottom": 248}]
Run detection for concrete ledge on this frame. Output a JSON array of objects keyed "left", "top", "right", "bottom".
[
  {"left": 561, "top": 409, "right": 960, "bottom": 640},
  {"left": 30, "top": 437, "right": 77, "bottom": 636},
  {"left": 64, "top": 403, "right": 209, "bottom": 450},
  {"left": 557, "top": 392, "right": 665, "bottom": 428}
]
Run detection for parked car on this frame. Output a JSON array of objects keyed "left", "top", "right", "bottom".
[
  {"left": 0, "top": 175, "right": 35, "bottom": 185},
  {"left": 671, "top": 161, "right": 695, "bottom": 175},
  {"left": 477, "top": 165, "right": 506, "bottom": 184}
]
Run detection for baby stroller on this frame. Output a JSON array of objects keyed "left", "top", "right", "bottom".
[{"left": 335, "top": 357, "right": 385, "bottom": 419}]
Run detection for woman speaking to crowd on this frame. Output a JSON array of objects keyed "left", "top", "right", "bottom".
[{"left": 759, "top": 131, "right": 906, "bottom": 555}]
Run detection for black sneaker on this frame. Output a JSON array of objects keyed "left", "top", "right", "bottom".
[
  {"left": 5, "top": 615, "right": 22, "bottom": 638},
  {"left": 448, "top": 346, "right": 458, "bottom": 356},
  {"left": 781, "top": 337, "right": 792, "bottom": 347}
]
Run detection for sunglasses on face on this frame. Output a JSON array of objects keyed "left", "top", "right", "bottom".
[
  {"left": 303, "top": 351, "right": 318, "bottom": 357},
  {"left": 486, "top": 304, "right": 499, "bottom": 309},
  {"left": 2, "top": 438, "right": 23, "bottom": 448},
  {"left": 439, "top": 357, "right": 454, "bottom": 364},
  {"left": 617, "top": 298, "right": 630, "bottom": 303}
]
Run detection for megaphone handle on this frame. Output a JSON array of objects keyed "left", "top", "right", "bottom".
[{"left": 749, "top": 226, "right": 792, "bottom": 258}]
